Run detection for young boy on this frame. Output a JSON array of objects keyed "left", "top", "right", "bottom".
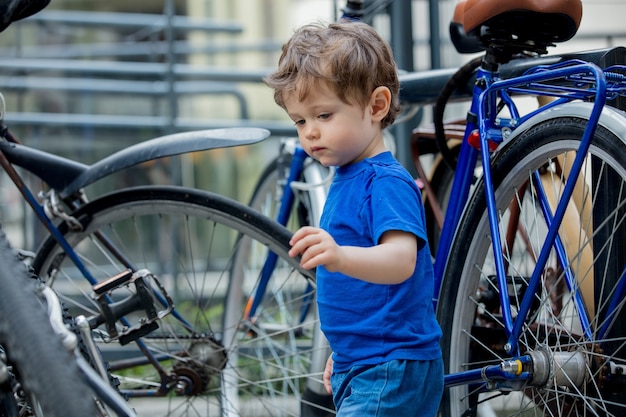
[{"left": 264, "top": 21, "right": 443, "bottom": 416}]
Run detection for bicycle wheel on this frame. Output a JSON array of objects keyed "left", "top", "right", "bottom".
[
  {"left": 439, "top": 117, "right": 626, "bottom": 416},
  {"left": 424, "top": 146, "right": 458, "bottom": 255},
  {"left": 249, "top": 147, "right": 329, "bottom": 232},
  {"left": 32, "top": 186, "right": 316, "bottom": 417},
  {"left": 0, "top": 231, "right": 97, "bottom": 417},
  {"left": 245, "top": 151, "right": 334, "bottom": 416}
]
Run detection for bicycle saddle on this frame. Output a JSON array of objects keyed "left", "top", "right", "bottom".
[
  {"left": 450, "top": 0, "right": 583, "bottom": 55},
  {"left": 0, "top": 0, "right": 51, "bottom": 33}
]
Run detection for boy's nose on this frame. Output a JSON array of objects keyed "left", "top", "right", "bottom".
[{"left": 304, "top": 123, "right": 320, "bottom": 140}]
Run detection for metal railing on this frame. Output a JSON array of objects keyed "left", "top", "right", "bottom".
[{"left": 0, "top": 7, "right": 296, "bottom": 137}]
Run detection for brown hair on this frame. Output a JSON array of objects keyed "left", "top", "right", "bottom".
[{"left": 264, "top": 21, "right": 400, "bottom": 129}]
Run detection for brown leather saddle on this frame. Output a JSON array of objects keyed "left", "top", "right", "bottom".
[{"left": 450, "top": 0, "right": 583, "bottom": 55}]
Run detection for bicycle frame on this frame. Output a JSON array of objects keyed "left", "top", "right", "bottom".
[
  {"left": 246, "top": 139, "right": 331, "bottom": 321},
  {"left": 245, "top": 138, "right": 334, "bottom": 400},
  {"left": 432, "top": 58, "right": 626, "bottom": 388}
]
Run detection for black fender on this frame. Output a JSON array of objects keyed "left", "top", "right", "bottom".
[{"left": 0, "top": 127, "right": 269, "bottom": 198}]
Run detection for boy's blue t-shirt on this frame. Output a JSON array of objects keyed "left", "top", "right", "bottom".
[{"left": 317, "top": 151, "right": 442, "bottom": 372}]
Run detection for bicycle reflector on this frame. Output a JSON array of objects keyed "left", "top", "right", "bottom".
[{"left": 468, "top": 129, "right": 498, "bottom": 152}]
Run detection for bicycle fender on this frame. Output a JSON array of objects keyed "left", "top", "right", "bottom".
[
  {"left": 505, "top": 101, "right": 626, "bottom": 146},
  {"left": 60, "top": 127, "right": 270, "bottom": 198},
  {"left": 0, "top": 140, "right": 89, "bottom": 191}
]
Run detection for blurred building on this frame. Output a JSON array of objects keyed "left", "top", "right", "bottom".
[{"left": 0, "top": 0, "right": 623, "bottom": 249}]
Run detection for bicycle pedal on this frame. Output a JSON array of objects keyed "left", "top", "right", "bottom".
[
  {"left": 118, "top": 321, "right": 159, "bottom": 345},
  {"left": 89, "top": 269, "right": 174, "bottom": 345},
  {"left": 92, "top": 269, "right": 134, "bottom": 295}
]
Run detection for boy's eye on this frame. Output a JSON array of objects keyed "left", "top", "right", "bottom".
[
  {"left": 319, "top": 113, "right": 331, "bottom": 120},
  {"left": 294, "top": 119, "right": 305, "bottom": 126}
]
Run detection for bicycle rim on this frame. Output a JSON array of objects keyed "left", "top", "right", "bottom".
[
  {"left": 32, "top": 186, "right": 315, "bottom": 417},
  {"left": 439, "top": 118, "right": 626, "bottom": 416}
]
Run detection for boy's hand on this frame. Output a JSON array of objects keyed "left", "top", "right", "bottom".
[
  {"left": 290, "top": 227, "right": 417, "bottom": 284},
  {"left": 288, "top": 226, "right": 343, "bottom": 271},
  {"left": 323, "top": 355, "right": 333, "bottom": 395}
]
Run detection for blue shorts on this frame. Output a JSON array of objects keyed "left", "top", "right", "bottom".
[{"left": 331, "top": 358, "right": 444, "bottom": 417}]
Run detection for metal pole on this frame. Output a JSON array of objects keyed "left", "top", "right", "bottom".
[
  {"left": 389, "top": 0, "right": 419, "bottom": 176},
  {"left": 164, "top": 0, "right": 177, "bottom": 135},
  {"left": 429, "top": 0, "right": 441, "bottom": 69}
]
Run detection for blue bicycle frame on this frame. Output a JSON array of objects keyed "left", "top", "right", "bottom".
[
  {"left": 246, "top": 145, "right": 310, "bottom": 320},
  {"left": 432, "top": 58, "right": 626, "bottom": 388}
]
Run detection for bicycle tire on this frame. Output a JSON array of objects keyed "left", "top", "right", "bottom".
[
  {"left": 245, "top": 153, "right": 334, "bottom": 416},
  {"left": 439, "top": 117, "right": 626, "bottom": 416},
  {"left": 0, "top": 230, "right": 96, "bottom": 417},
  {"left": 424, "top": 146, "right": 458, "bottom": 256},
  {"left": 31, "top": 185, "right": 316, "bottom": 417}
]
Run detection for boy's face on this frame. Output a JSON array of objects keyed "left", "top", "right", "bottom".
[{"left": 283, "top": 81, "right": 387, "bottom": 167}]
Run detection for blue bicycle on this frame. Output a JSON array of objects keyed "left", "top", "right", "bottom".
[
  {"left": 247, "top": 0, "right": 626, "bottom": 416},
  {"left": 429, "top": 0, "right": 626, "bottom": 415}
]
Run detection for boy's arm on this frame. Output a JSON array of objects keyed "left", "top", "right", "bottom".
[{"left": 288, "top": 226, "right": 417, "bottom": 284}]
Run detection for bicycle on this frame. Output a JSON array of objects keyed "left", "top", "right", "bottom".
[
  {"left": 0, "top": 49, "right": 328, "bottom": 417},
  {"left": 394, "top": 3, "right": 624, "bottom": 415},
  {"left": 245, "top": 137, "right": 333, "bottom": 414},
  {"left": 0, "top": 1, "right": 327, "bottom": 414},
  {"left": 0, "top": 101, "right": 322, "bottom": 416},
  {"left": 245, "top": 0, "right": 626, "bottom": 416},
  {"left": 402, "top": 0, "right": 626, "bottom": 415}
]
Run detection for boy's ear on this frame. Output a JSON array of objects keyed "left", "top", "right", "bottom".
[{"left": 369, "top": 86, "right": 391, "bottom": 122}]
